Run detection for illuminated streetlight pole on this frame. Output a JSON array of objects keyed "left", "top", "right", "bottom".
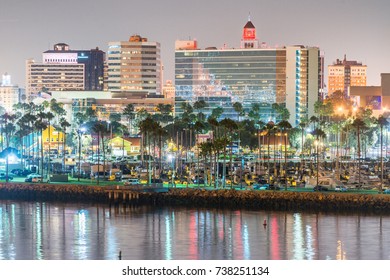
[
  {"left": 314, "top": 140, "right": 319, "bottom": 188},
  {"left": 77, "top": 127, "right": 86, "bottom": 182}
]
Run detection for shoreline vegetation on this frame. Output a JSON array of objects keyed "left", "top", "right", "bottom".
[{"left": 1, "top": 183, "right": 390, "bottom": 214}]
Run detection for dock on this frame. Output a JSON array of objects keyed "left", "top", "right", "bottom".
[{"left": 105, "top": 184, "right": 168, "bottom": 205}]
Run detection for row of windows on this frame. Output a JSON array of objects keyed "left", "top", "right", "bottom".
[
  {"left": 107, "top": 63, "right": 158, "bottom": 67},
  {"left": 175, "top": 68, "right": 283, "bottom": 75},
  {"left": 109, "top": 79, "right": 158, "bottom": 83},
  {"left": 45, "top": 138, "right": 64, "bottom": 142},
  {"left": 108, "top": 75, "right": 158, "bottom": 78},
  {"left": 176, "top": 50, "right": 280, "bottom": 57},
  {"left": 175, "top": 62, "right": 285, "bottom": 69},
  {"left": 176, "top": 74, "right": 281, "bottom": 81},
  {"left": 30, "top": 65, "right": 83, "bottom": 69},
  {"left": 107, "top": 56, "right": 158, "bottom": 61},
  {"left": 108, "top": 50, "right": 157, "bottom": 55},
  {"left": 44, "top": 59, "right": 78, "bottom": 63},
  {"left": 175, "top": 56, "right": 277, "bottom": 63}
]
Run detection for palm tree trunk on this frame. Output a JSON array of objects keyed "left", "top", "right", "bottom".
[
  {"left": 63, "top": 132, "right": 66, "bottom": 172},
  {"left": 357, "top": 127, "right": 361, "bottom": 188},
  {"left": 285, "top": 132, "right": 288, "bottom": 190},
  {"left": 40, "top": 129, "right": 44, "bottom": 178},
  {"left": 97, "top": 132, "right": 100, "bottom": 185},
  {"left": 380, "top": 125, "right": 384, "bottom": 193}
]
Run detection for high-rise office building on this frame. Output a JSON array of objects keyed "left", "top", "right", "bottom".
[
  {"left": 175, "top": 18, "right": 322, "bottom": 126},
  {"left": 26, "top": 43, "right": 105, "bottom": 98},
  {"left": 0, "top": 73, "right": 22, "bottom": 112},
  {"left": 328, "top": 55, "right": 367, "bottom": 97},
  {"left": 107, "top": 35, "right": 162, "bottom": 98}
]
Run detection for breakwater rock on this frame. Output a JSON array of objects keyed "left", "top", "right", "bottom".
[
  {"left": 154, "top": 188, "right": 390, "bottom": 213},
  {"left": 1, "top": 183, "right": 390, "bottom": 213},
  {"left": 0, "top": 183, "right": 107, "bottom": 202}
]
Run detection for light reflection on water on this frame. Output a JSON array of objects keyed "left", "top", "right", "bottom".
[{"left": 0, "top": 200, "right": 389, "bottom": 260}]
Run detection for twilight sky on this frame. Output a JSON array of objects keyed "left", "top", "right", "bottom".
[{"left": 0, "top": 0, "right": 389, "bottom": 89}]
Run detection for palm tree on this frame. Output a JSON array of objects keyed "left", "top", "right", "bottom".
[
  {"left": 193, "top": 100, "right": 207, "bottom": 121},
  {"left": 58, "top": 117, "right": 71, "bottom": 172},
  {"left": 123, "top": 104, "right": 135, "bottom": 136},
  {"left": 45, "top": 111, "right": 55, "bottom": 177},
  {"left": 139, "top": 117, "right": 159, "bottom": 185},
  {"left": 211, "top": 107, "right": 224, "bottom": 120},
  {"left": 219, "top": 118, "right": 238, "bottom": 188},
  {"left": 352, "top": 117, "right": 366, "bottom": 188},
  {"left": 0, "top": 113, "right": 17, "bottom": 182},
  {"left": 377, "top": 115, "right": 389, "bottom": 193},
  {"left": 16, "top": 106, "right": 37, "bottom": 170},
  {"left": 207, "top": 117, "right": 219, "bottom": 139},
  {"left": 213, "top": 137, "right": 229, "bottom": 188},
  {"left": 92, "top": 121, "right": 109, "bottom": 185},
  {"left": 312, "top": 128, "right": 326, "bottom": 188},
  {"left": 299, "top": 121, "right": 307, "bottom": 179},
  {"left": 265, "top": 121, "right": 275, "bottom": 181},
  {"left": 255, "top": 120, "right": 266, "bottom": 175},
  {"left": 309, "top": 115, "right": 319, "bottom": 130},
  {"left": 199, "top": 141, "right": 213, "bottom": 187},
  {"left": 193, "top": 120, "right": 206, "bottom": 187},
  {"left": 278, "top": 120, "right": 292, "bottom": 189},
  {"left": 233, "top": 102, "right": 244, "bottom": 122},
  {"left": 155, "top": 104, "right": 174, "bottom": 127}
]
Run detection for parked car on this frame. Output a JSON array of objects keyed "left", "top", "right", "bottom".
[
  {"left": 151, "top": 178, "right": 163, "bottom": 183},
  {"left": 267, "top": 184, "right": 281, "bottom": 191},
  {"left": 313, "top": 185, "right": 328, "bottom": 191},
  {"left": 0, "top": 173, "right": 13, "bottom": 180},
  {"left": 11, "top": 169, "right": 32, "bottom": 176},
  {"left": 335, "top": 185, "right": 348, "bottom": 192},
  {"left": 192, "top": 177, "right": 205, "bottom": 184},
  {"left": 25, "top": 174, "right": 43, "bottom": 183},
  {"left": 123, "top": 178, "right": 139, "bottom": 185},
  {"left": 253, "top": 183, "right": 269, "bottom": 190}
]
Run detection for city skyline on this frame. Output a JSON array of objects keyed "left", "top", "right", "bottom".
[{"left": 0, "top": 0, "right": 389, "bottom": 89}]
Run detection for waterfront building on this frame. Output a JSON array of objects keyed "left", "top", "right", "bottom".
[
  {"left": 0, "top": 73, "right": 23, "bottom": 113},
  {"left": 174, "top": 18, "right": 322, "bottom": 126},
  {"left": 108, "top": 136, "right": 141, "bottom": 157},
  {"left": 26, "top": 43, "right": 105, "bottom": 99},
  {"left": 107, "top": 35, "right": 162, "bottom": 98},
  {"left": 328, "top": 55, "right": 367, "bottom": 97}
]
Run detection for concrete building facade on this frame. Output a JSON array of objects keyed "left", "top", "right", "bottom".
[
  {"left": 349, "top": 73, "right": 390, "bottom": 115},
  {"left": 26, "top": 43, "right": 105, "bottom": 99},
  {"left": 328, "top": 55, "right": 367, "bottom": 97},
  {"left": 107, "top": 35, "right": 162, "bottom": 98}
]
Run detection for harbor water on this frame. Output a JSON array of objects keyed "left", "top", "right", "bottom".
[{"left": 0, "top": 200, "right": 389, "bottom": 260}]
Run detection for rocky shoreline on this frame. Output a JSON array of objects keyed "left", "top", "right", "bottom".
[{"left": 1, "top": 183, "right": 390, "bottom": 214}]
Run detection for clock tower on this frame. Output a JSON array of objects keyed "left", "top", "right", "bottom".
[{"left": 240, "top": 15, "right": 259, "bottom": 49}]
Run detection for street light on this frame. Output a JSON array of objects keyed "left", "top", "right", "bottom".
[
  {"left": 77, "top": 127, "right": 86, "bottom": 182},
  {"left": 314, "top": 140, "right": 319, "bottom": 188}
]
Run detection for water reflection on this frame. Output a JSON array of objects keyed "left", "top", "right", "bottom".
[{"left": 0, "top": 200, "right": 389, "bottom": 260}]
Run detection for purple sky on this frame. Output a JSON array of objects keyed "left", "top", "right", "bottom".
[{"left": 0, "top": 0, "right": 389, "bottom": 89}]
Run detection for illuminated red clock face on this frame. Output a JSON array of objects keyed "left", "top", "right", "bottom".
[{"left": 244, "top": 29, "right": 255, "bottom": 39}]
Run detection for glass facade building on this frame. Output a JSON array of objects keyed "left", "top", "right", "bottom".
[
  {"left": 175, "top": 46, "right": 321, "bottom": 126},
  {"left": 175, "top": 48, "right": 286, "bottom": 120},
  {"left": 174, "top": 18, "right": 322, "bottom": 127}
]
